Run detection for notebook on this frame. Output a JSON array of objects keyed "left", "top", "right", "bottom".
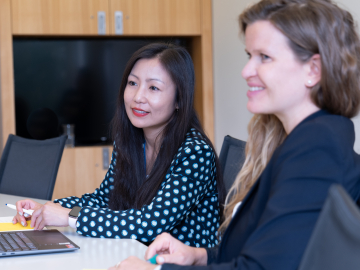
[
  {"left": 0, "top": 219, "right": 33, "bottom": 232},
  {"left": 0, "top": 229, "right": 79, "bottom": 257}
]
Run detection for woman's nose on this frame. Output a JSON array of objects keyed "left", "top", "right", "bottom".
[
  {"left": 133, "top": 85, "right": 147, "bottom": 103},
  {"left": 242, "top": 59, "right": 257, "bottom": 80}
]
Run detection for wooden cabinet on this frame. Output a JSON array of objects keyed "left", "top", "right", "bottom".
[
  {"left": 109, "top": 0, "right": 201, "bottom": 35},
  {"left": 11, "top": 0, "right": 201, "bottom": 36},
  {"left": 0, "top": 0, "right": 214, "bottom": 199},
  {"left": 11, "top": 0, "right": 110, "bottom": 35}
]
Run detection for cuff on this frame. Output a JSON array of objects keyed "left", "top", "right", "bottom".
[
  {"left": 206, "top": 247, "right": 218, "bottom": 264},
  {"left": 68, "top": 217, "right": 77, "bottom": 228}
]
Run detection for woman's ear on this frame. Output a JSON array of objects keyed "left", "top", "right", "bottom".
[{"left": 306, "top": 54, "right": 321, "bottom": 88}]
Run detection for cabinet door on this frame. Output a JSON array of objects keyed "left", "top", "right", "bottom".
[
  {"left": 11, "top": 0, "right": 110, "bottom": 35},
  {"left": 52, "top": 146, "right": 112, "bottom": 200},
  {"left": 109, "top": 0, "right": 201, "bottom": 35}
]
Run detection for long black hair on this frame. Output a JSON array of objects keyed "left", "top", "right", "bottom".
[{"left": 109, "top": 43, "right": 225, "bottom": 216}]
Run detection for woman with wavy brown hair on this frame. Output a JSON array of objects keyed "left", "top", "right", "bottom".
[{"left": 109, "top": 0, "right": 360, "bottom": 269}]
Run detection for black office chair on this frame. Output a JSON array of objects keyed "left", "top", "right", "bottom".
[
  {"left": 298, "top": 184, "right": 360, "bottom": 270},
  {"left": 0, "top": 134, "right": 67, "bottom": 200},
  {"left": 219, "top": 135, "right": 246, "bottom": 194}
]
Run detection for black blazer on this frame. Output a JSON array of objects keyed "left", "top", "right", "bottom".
[{"left": 164, "top": 110, "right": 360, "bottom": 270}]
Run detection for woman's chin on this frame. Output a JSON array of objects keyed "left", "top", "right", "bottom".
[{"left": 247, "top": 104, "right": 262, "bottom": 115}]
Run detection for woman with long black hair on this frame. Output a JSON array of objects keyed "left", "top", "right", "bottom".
[{"left": 14, "top": 43, "right": 225, "bottom": 248}]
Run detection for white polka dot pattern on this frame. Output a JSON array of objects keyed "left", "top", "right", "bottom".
[{"left": 54, "top": 129, "right": 220, "bottom": 247}]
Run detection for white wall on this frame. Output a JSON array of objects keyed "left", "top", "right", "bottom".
[
  {"left": 212, "top": 0, "right": 360, "bottom": 153},
  {"left": 339, "top": 0, "right": 360, "bottom": 153},
  {"left": 212, "top": 0, "right": 255, "bottom": 151}
]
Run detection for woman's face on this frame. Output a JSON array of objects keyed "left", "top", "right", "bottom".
[
  {"left": 242, "top": 20, "right": 317, "bottom": 123},
  {"left": 124, "top": 58, "right": 177, "bottom": 135}
]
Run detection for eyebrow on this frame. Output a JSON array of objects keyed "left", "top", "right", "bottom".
[
  {"left": 245, "top": 48, "right": 257, "bottom": 54},
  {"left": 129, "top": 73, "right": 165, "bottom": 84},
  {"left": 245, "top": 48, "right": 272, "bottom": 55}
]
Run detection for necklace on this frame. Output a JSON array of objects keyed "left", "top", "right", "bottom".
[{"left": 143, "top": 142, "right": 155, "bottom": 178}]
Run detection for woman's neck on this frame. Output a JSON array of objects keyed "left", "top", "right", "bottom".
[
  {"left": 143, "top": 128, "right": 163, "bottom": 175},
  {"left": 143, "top": 129, "right": 161, "bottom": 152},
  {"left": 276, "top": 104, "right": 320, "bottom": 134}
]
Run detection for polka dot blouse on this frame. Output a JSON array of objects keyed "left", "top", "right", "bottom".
[{"left": 54, "top": 128, "right": 221, "bottom": 247}]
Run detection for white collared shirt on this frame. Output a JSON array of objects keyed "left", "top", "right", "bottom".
[{"left": 232, "top": 202, "right": 242, "bottom": 217}]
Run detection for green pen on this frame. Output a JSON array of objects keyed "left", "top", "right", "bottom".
[{"left": 147, "top": 254, "right": 159, "bottom": 264}]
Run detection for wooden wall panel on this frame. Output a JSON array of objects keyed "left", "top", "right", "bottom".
[
  {"left": 192, "top": 37, "right": 204, "bottom": 125},
  {"left": 0, "top": 0, "right": 16, "bottom": 149},
  {"left": 110, "top": 0, "right": 201, "bottom": 35},
  {"left": 11, "top": 0, "right": 110, "bottom": 35},
  {"left": 194, "top": 0, "right": 214, "bottom": 142},
  {"left": 52, "top": 146, "right": 112, "bottom": 200}
]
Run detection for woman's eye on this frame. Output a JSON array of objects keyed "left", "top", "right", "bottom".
[
  {"left": 128, "top": 81, "right": 136, "bottom": 86},
  {"left": 150, "top": 86, "right": 159, "bottom": 91},
  {"left": 260, "top": 54, "right": 270, "bottom": 61}
]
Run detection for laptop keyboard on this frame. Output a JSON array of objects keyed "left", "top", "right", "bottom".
[{"left": 0, "top": 232, "right": 37, "bottom": 252}]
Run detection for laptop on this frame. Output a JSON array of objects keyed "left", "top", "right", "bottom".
[{"left": 0, "top": 229, "right": 80, "bottom": 257}]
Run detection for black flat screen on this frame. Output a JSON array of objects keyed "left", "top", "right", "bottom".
[{"left": 13, "top": 37, "right": 190, "bottom": 146}]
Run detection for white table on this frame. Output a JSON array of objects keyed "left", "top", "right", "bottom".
[{"left": 0, "top": 193, "right": 148, "bottom": 270}]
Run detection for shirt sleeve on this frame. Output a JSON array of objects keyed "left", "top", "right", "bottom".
[
  {"left": 53, "top": 146, "right": 117, "bottom": 209},
  {"left": 74, "top": 140, "right": 217, "bottom": 242}
]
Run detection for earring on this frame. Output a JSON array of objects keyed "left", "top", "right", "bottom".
[{"left": 308, "top": 80, "right": 312, "bottom": 85}]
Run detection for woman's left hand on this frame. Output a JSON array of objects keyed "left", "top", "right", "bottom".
[
  {"left": 31, "top": 202, "right": 71, "bottom": 230},
  {"left": 108, "top": 256, "right": 157, "bottom": 270}
]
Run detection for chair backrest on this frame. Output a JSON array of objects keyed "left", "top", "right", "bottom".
[
  {"left": 219, "top": 135, "right": 246, "bottom": 194},
  {"left": 0, "top": 134, "right": 67, "bottom": 200},
  {"left": 298, "top": 184, "right": 360, "bottom": 270}
]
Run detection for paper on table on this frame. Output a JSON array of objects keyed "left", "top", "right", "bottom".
[
  {"left": 0, "top": 217, "right": 15, "bottom": 223},
  {"left": 0, "top": 216, "right": 33, "bottom": 231}
]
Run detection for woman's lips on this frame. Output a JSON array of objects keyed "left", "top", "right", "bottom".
[
  {"left": 132, "top": 108, "right": 149, "bottom": 117},
  {"left": 247, "top": 85, "right": 265, "bottom": 98}
]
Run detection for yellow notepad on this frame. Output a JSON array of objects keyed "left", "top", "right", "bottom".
[{"left": 0, "top": 220, "right": 32, "bottom": 232}]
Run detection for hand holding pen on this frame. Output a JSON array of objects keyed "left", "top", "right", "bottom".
[
  {"left": 10, "top": 199, "right": 43, "bottom": 227},
  {"left": 108, "top": 233, "right": 206, "bottom": 270},
  {"left": 144, "top": 232, "right": 208, "bottom": 266}
]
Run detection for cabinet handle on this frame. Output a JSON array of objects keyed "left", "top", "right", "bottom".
[
  {"left": 115, "top": 11, "right": 123, "bottom": 35},
  {"left": 98, "top": 11, "right": 106, "bottom": 35},
  {"left": 102, "top": 148, "right": 110, "bottom": 170}
]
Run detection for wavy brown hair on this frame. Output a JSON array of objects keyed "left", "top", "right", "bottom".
[{"left": 220, "top": 0, "right": 360, "bottom": 233}]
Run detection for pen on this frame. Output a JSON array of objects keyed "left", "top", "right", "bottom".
[
  {"left": 147, "top": 254, "right": 159, "bottom": 264},
  {"left": 5, "top": 203, "right": 34, "bottom": 217}
]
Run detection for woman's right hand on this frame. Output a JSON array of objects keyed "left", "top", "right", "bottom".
[
  {"left": 12, "top": 199, "right": 44, "bottom": 227},
  {"left": 145, "top": 233, "right": 208, "bottom": 266}
]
